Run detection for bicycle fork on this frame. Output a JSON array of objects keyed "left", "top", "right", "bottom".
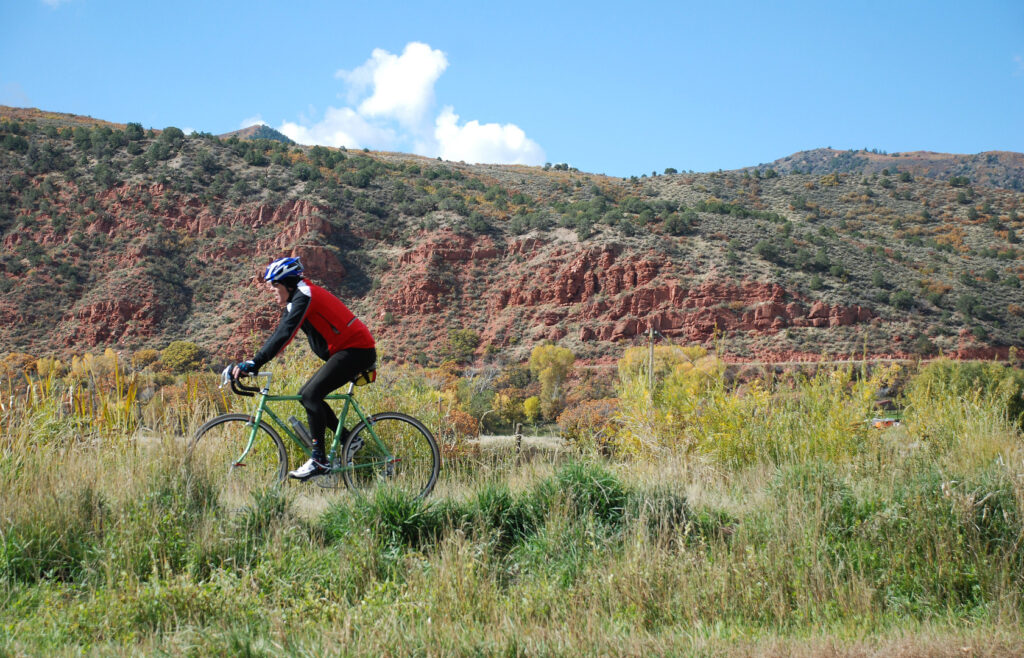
[
  {"left": 230, "top": 421, "right": 260, "bottom": 468},
  {"left": 234, "top": 399, "right": 269, "bottom": 468}
]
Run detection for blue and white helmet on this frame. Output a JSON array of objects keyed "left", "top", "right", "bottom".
[{"left": 263, "top": 256, "right": 304, "bottom": 283}]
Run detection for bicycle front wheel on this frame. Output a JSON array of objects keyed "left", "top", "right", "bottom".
[
  {"left": 341, "top": 412, "right": 440, "bottom": 499},
  {"left": 189, "top": 413, "right": 288, "bottom": 504}
]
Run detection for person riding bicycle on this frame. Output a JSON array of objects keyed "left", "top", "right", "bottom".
[{"left": 232, "top": 256, "right": 376, "bottom": 481}]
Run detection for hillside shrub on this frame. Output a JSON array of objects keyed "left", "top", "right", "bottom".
[
  {"left": 1, "top": 352, "right": 35, "bottom": 380},
  {"left": 159, "top": 126, "right": 185, "bottom": 145},
  {"left": 754, "top": 239, "right": 781, "bottom": 263},
  {"left": 912, "top": 334, "right": 938, "bottom": 357},
  {"left": 557, "top": 398, "right": 619, "bottom": 454},
  {"left": 956, "top": 294, "right": 981, "bottom": 318},
  {"left": 664, "top": 209, "right": 696, "bottom": 236},
  {"left": 131, "top": 348, "right": 161, "bottom": 371},
  {"left": 444, "top": 407, "right": 478, "bottom": 441},
  {"left": 160, "top": 341, "right": 203, "bottom": 373},
  {"left": 891, "top": 289, "right": 914, "bottom": 309},
  {"left": 125, "top": 122, "right": 144, "bottom": 140},
  {"left": 196, "top": 150, "right": 218, "bottom": 174},
  {"left": 71, "top": 126, "right": 91, "bottom": 150},
  {"left": 1, "top": 133, "right": 29, "bottom": 153},
  {"left": 243, "top": 148, "right": 269, "bottom": 167},
  {"left": 293, "top": 163, "right": 320, "bottom": 181},
  {"left": 34, "top": 357, "right": 65, "bottom": 378},
  {"left": 66, "top": 350, "right": 122, "bottom": 384},
  {"left": 93, "top": 163, "right": 117, "bottom": 189},
  {"left": 146, "top": 141, "right": 171, "bottom": 162},
  {"left": 444, "top": 329, "right": 480, "bottom": 364}
]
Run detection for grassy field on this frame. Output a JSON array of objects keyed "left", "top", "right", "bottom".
[{"left": 2, "top": 358, "right": 1024, "bottom": 656}]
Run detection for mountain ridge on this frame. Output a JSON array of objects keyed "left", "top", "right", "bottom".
[
  {"left": 752, "top": 147, "right": 1024, "bottom": 191},
  {"left": 218, "top": 123, "right": 294, "bottom": 144},
  {"left": 1, "top": 106, "right": 1022, "bottom": 364}
]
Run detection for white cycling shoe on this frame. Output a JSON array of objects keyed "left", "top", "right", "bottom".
[{"left": 288, "top": 458, "right": 329, "bottom": 481}]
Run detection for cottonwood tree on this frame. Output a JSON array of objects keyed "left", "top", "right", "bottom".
[{"left": 529, "top": 344, "right": 575, "bottom": 420}]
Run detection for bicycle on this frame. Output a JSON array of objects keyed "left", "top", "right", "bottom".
[{"left": 188, "top": 368, "right": 440, "bottom": 501}]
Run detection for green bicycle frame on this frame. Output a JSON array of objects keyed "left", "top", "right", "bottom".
[{"left": 234, "top": 376, "right": 394, "bottom": 473}]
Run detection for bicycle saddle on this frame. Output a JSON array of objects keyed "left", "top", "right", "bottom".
[{"left": 352, "top": 369, "right": 376, "bottom": 386}]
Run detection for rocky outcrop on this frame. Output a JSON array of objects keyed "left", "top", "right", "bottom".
[
  {"left": 60, "top": 295, "right": 163, "bottom": 346},
  {"left": 291, "top": 244, "right": 346, "bottom": 281},
  {"left": 573, "top": 288, "right": 872, "bottom": 343},
  {"left": 372, "top": 232, "right": 877, "bottom": 361},
  {"left": 398, "top": 232, "right": 501, "bottom": 266}
]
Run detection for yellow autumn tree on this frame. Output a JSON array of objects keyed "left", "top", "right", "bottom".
[
  {"left": 528, "top": 344, "right": 575, "bottom": 421},
  {"left": 523, "top": 396, "right": 541, "bottom": 423},
  {"left": 618, "top": 344, "right": 723, "bottom": 398}
]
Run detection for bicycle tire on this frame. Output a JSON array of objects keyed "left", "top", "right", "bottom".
[
  {"left": 341, "top": 412, "right": 440, "bottom": 499},
  {"left": 189, "top": 413, "right": 288, "bottom": 500}
]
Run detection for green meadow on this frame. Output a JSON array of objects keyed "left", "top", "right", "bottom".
[{"left": 2, "top": 353, "right": 1023, "bottom": 656}]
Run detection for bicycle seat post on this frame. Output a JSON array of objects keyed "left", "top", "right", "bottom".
[{"left": 346, "top": 380, "right": 355, "bottom": 395}]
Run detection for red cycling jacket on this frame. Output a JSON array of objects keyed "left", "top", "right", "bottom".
[{"left": 251, "top": 279, "right": 374, "bottom": 368}]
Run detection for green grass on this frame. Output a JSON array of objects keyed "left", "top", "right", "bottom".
[{"left": 2, "top": 360, "right": 1024, "bottom": 655}]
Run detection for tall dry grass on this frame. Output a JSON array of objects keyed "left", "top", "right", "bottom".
[{"left": 1, "top": 356, "right": 1023, "bottom": 655}]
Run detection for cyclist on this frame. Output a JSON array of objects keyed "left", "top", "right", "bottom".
[{"left": 232, "top": 256, "right": 376, "bottom": 481}]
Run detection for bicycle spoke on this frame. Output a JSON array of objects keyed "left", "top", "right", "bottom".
[
  {"left": 189, "top": 414, "right": 287, "bottom": 508},
  {"left": 342, "top": 413, "right": 439, "bottom": 499}
]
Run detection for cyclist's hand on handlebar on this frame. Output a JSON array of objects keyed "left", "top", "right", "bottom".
[{"left": 231, "top": 360, "right": 257, "bottom": 380}]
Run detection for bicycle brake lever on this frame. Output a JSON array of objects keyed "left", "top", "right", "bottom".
[{"left": 219, "top": 365, "right": 233, "bottom": 389}]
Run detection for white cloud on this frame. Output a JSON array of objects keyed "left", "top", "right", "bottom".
[
  {"left": 434, "top": 107, "right": 545, "bottom": 165},
  {"left": 240, "top": 114, "right": 268, "bottom": 129},
  {"left": 338, "top": 42, "right": 447, "bottom": 128},
  {"left": 281, "top": 42, "right": 544, "bottom": 166},
  {"left": 1015, "top": 55, "right": 1024, "bottom": 77},
  {"left": 278, "top": 106, "right": 397, "bottom": 150},
  {"left": 41, "top": 0, "right": 72, "bottom": 7}
]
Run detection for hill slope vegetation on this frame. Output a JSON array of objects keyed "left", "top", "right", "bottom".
[{"left": 1, "top": 106, "right": 1022, "bottom": 363}]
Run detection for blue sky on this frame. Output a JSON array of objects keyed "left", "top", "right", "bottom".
[{"left": 2, "top": 1, "right": 1022, "bottom": 177}]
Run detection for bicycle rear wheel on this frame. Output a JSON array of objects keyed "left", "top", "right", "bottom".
[
  {"left": 189, "top": 413, "right": 288, "bottom": 505},
  {"left": 341, "top": 412, "right": 440, "bottom": 499}
]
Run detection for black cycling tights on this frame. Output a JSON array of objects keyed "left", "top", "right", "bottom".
[{"left": 298, "top": 347, "right": 377, "bottom": 461}]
